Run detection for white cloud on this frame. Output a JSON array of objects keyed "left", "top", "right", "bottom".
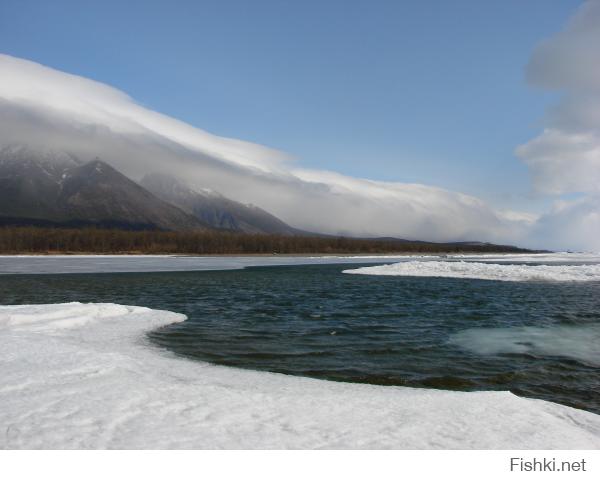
[
  {"left": 525, "top": 0, "right": 600, "bottom": 93},
  {"left": 514, "top": 0, "right": 600, "bottom": 251},
  {"left": 0, "top": 53, "right": 526, "bottom": 244},
  {"left": 5, "top": 32, "right": 600, "bottom": 251},
  {"left": 517, "top": 0, "right": 600, "bottom": 195},
  {"left": 0, "top": 54, "right": 290, "bottom": 173},
  {"left": 517, "top": 128, "right": 600, "bottom": 194},
  {"left": 529, "top": 195, "right": 600, "bottom": 252}
]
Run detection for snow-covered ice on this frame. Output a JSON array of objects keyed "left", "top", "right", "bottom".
[
  {"left": 343, "top": 260, "right": 600, "bottom": 282},
  {"left": 1, "top": 302, "right": 600, "bottom": 449},
  {"left": 443, "top": 252, "right": 600, "bottom": 263},
  {"left": 0, "top": 253, "right": 600, "bottom": 274},
  {"left": 1, "top": 252, "right": 598, "bottom": 276},
  {"left": 0, "top": 254, "right": 417, "bottom": 275}
]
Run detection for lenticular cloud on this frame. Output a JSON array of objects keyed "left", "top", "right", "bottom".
[
  {"left": 3, "top": 5, "right": 600, "bottom": 251},
  {"left": 0, "top": 53, "right": 529, "bottom": 244}
]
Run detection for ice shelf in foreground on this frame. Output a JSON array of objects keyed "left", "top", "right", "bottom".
[
  {"left": 343, "top": 260, "right": 600, "bottom": 282},
  {"left": 1, "top": 303, "right": 599, "bottom": 449}
]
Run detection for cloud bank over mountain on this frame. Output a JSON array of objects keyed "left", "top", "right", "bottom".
[
  {"left": 1, "top": 0, "right": 599, "bottom": 253},
  {"left": 0, "top": 53, "right": 529, "bottom": 245}
]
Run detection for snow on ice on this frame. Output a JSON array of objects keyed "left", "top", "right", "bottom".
[
  {"left": 343, "top": 260, "right": 600, "bottom": 282},
  {"left": 1, "top": 302, "right": 599, "bottom": 449}
]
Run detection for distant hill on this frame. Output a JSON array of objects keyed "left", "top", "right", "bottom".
[
  {"left": 0, "top": 145, "right": 542, "bottom": 254},
  {"left": 141, "top": 172, "right": 302, "bottom": 235},
  {"left": 367, "top": 237, "right": 537, "bottom": 251},
  {"left": 0, "top": 146, "right": 205, "bottom": 231}
]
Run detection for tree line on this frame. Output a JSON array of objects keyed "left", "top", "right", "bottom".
[{"left": 0, "top": 227, "right": 535, "bottom": 255}]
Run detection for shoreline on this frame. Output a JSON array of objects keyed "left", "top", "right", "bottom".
[
  {"left": 0, "top": 251, "right": 555, "bottom": 257},
  {"left": 0, "top": 252, "right": 444, "bottom": 257},
  {"left": 0, "top": 252, "right": 587, "bottom": 276}
]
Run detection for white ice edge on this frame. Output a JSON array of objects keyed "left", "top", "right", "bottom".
[
  {"left": 1, "top": 252, "right": 599, "bottom": 275},
  {"left": 343, "top": 260, "right": 600, "bottom": 282},
  {"left": 0, "top": 254, "right": 422, "bottom": 275},
  {"left": 1, "top": 302, "right": 599, "bottom": 449}
]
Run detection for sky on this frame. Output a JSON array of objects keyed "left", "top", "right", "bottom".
[
  {"left": 1, "top": 0, "right": 599, "bottom": 250},
  {"left": 0, "top": 0, "right": 580, "bottom": 210}
]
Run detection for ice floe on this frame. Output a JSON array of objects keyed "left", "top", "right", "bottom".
[
  {"left": 449, "top": 324, "right": 600, "bottom": 367},
  {"left": 1, "top": 302, "right": 599, "bottom": 448},
  {"left": 447, "top": 252, "right": 600, "bottom": 263},
  {"left": 343, "top": 260, "right": 600, "bottom": 282},
  {"left": 0, "top": 254, "right": 417, "bottom": 275}
]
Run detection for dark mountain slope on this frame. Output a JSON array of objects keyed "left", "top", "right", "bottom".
[
  {"left": 0, "top": 146, "right": 205, "bottom": 231},
  {"left": 141, "top": 172, "right": 301, "bottom": 235},
  {"left": 0, "top": 146, "right": 78, "bottom": 221}
]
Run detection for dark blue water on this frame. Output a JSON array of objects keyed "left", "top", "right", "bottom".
[{"left": 1, "top": 263, "right": 599, "bottom": 413}]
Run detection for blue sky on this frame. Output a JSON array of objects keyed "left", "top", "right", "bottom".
[{"left": 0, "top": 0, "right": 581, "bottom": 213}]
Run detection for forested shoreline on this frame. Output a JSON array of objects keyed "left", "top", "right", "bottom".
[{"left": 0, "top": 227, "right": 539, "bottom": 255}]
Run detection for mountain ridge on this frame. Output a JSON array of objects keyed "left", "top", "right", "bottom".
[
  {"left": 140, "top": 172, "right": 304, "bottom": 235},
  {"left": 0, "top": 146, "right": 206, "bottom": 231},
  {"left": 0, "top": 145, "right": 542, "bottom": 253}
]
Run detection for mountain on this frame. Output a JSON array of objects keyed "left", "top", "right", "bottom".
[
  {"left": 140, "top": 172, "right": 301, "bottom": 235},
  {"left": 0, "top": 146, "right": 205, "bottom": 231}
]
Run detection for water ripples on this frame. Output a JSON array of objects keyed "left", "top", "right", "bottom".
[{"left": 1, "top": 263, "right": 599, "bottom": 414}]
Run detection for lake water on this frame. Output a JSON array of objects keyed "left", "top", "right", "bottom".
[{"left": 1, "top": 257, "right": 598, "bottom": 414}]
